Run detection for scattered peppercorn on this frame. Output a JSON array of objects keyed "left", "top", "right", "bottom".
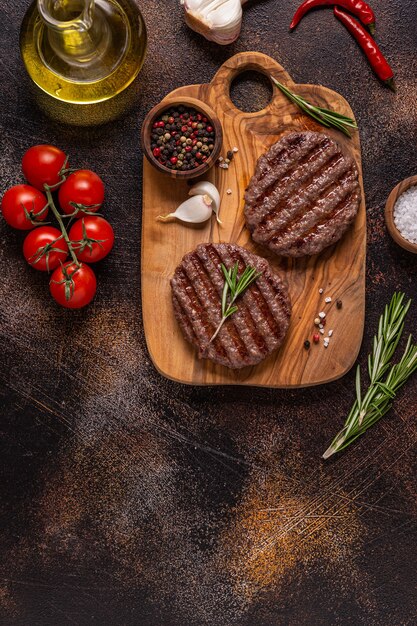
[
  {"left": 150, "top": 105, "right": 216, "bottom": 171},
  {"left": 313, "top": 333, "right": 320, "bottom": 344},
  {"left": 217, "top": 147, "right": 239, "bottom": 168},
  {"left": 336, "top": 299, "right": 343, "bottom": 309},
  {"left": 304, "top": 340, "right": 310, "bottom": 350}
]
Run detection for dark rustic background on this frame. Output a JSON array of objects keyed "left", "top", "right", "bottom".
[{"left": 1, "top": 1, "right": 416, "bottom": 625}]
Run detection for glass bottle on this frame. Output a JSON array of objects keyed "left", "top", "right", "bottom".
[{"left": 20, "top": 0, "right": 147, "bottom": 125}]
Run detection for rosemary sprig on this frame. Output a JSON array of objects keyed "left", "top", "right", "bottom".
[
  {"left": 210, "top": 262, "right": 262, "bottom": 343},
  {"left": 271, "top": 77, "right": 358, "bottom": 137},
  {"left": 323, "top": 293, "right": 417, "bottom": 459}
]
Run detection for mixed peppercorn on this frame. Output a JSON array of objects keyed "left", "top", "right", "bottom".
[
  {"left": 304, "top": 290, "right": 343, "bottom": 351},
  {"left": 150, "top": 105, "right": 216, "bottom": 172}
]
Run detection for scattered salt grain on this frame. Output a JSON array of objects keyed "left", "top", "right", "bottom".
[
  {"left": 226, "top": 189, "right": 232, "bottom": 195},
  {"left": 325, "top": 296, "right": 332, "bottom": 303},
  {"left": 232, "top": 147, "right": 239, "bottom": 153},
  {"left": 219, "top": 162, "right": 229, "bottom": 169},
  {"left": 319, "top": 311, "right": 326, "bottom": 319},
  {"left": 393, "top": 185, "right": 417, "bottom": 243},
  {"left": 319, "top": 288, "right": 324, "bottom": 294},
  {"left": 319, "top": 328, "right": 325, "bottom": 335},
  {"left": 328, "top": 329, "right": 333, "bottom": 337}
]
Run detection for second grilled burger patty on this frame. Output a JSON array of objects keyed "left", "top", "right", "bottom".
[
  {"left": 171, "top": 243, "right": 291, "bottom": 369},
  {"left": 244, "top": 131, "right": 361, "bottom": 257}
]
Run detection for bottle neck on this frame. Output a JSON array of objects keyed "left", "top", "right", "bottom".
[
  {"left": 37, "top": 0, "right": 106, "bottom": 64},
  {"left": 34, "top": 0, "right": 132, "bottom": 83},
  {"left": 37, "top": 0, "right": 95, "bottom": 31}
]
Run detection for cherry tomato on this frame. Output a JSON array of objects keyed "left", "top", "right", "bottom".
[
  {"left": 58, "top": 170, "right": 105, "bottom": 216},
  {"left": 68, "top": 216, "right": 114, "bottom": 263},
  {"left": 22, "top": 145, "right": 67, "bottom": 191},
  {"left": 1, "top": 184, "right": 48, "bottom": 230},
  {"left": 49, "top": 262, "right": 97, "bottom": 309},
  {"left": 23, "top": 226, "right": 68, "bottom": 272}
]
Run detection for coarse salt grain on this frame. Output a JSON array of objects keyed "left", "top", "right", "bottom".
[
  {"left": 319, "top": 288, "right": 324, "bottom": 294},
  {"left": 393, "top": 185, "right": 417, "bottom": 244},
  {"left": 319, "top": 311, "right": 326, "bottom": 319},
  {"left": 328, "top": 329, "right": 333, "bottom": 337},
  {"left": 226, "top": 189, "right": 232, "bottom": 195},
  {"left": 325, "top": 296, "right": 332, "bottom": 303},
  {"left": 232, "top": 147, "right": 239, "bottom": 153}
]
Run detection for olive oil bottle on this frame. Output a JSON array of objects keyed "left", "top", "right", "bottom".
[{"left": 20, "top": 0, "right": 147, "bottom": 125}]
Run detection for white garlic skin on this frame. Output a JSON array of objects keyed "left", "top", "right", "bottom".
[
  {"left": 188, "top": 181, "right": 221, "bottom": 222},
  {"left": 158, "top": 194, "right": 213, "bottom": 224},
  {"left": 182, "top": 0, "right": 246, "bottom": 45}
]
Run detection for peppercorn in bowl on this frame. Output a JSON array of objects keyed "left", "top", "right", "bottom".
[{"left": 141, "top": 97, "right": 223, "bottom": 180}]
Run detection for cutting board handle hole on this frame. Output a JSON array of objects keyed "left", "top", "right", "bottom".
[{"left": 229, "top": 71, "right": 273, "bottom": 113}]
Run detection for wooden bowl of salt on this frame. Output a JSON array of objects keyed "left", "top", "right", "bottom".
[{"left": 385, "top": 175, "right": 417, "bottom": 254}]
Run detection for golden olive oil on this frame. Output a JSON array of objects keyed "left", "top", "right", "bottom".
[{"left": 20, "top": 0, "right": 147, "bottom": 125}]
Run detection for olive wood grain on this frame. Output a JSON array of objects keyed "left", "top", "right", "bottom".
[
  {"left": 141, "top": 51, "right": 366, "bottom": 387},
  {"left": 385, "top": 175, "right": 417, "bottom": 254}
]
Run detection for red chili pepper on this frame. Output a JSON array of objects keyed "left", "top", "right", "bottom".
[
  {"left": 334, "top": 7, "right": 395, "bottom": 90},
  {"left": 290, "top": 0, "right": 376, "bottom": 33}
]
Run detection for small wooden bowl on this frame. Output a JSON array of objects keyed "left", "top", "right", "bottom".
[
  {"left": 385, "top": 175, "right": 417, "bottom": 254},
  {"left": 141, "top": 96, "right": 223, "bottom": 180}
]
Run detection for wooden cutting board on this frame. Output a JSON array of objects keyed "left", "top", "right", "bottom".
[{"left": 141, "top": 52, "right": 366, "bottom": 387}]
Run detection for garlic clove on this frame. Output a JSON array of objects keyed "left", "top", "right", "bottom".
[
  {"left": 183, "top": 0, "right": 244, "bottom": 46},
  {"left": 157, "top": 194, "right": 213, "bottom": 224},
  {"left": 188, "top": 180, "right": 222, "bottom": 223}
]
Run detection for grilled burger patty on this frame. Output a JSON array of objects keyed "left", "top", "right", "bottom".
[
  {"left": 171, "top": 243, "right": 291, "bottom": 369},
  {"left": 244, "top": 131, "right": 361, "bottom": 257}
]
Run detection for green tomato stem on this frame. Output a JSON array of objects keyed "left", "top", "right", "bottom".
[{"left": 44, "top": 185, "right": 80, "bottom": 268}]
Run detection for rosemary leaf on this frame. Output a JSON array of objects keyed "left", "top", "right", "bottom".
[
  {"left": 224, "top": 306, "right": 238, "bottom": 318},
  {"left": 221, "top": 277, "right": 229, "bottom": 317},
  {"left": 210, "top": 262, "right": 263, "bottom": 343},
  {"left": 271, "top": 77, "right": 358, "bottom": 137},
  {"left": 323, "top": 293, "right": 417, "bottom": 459}
]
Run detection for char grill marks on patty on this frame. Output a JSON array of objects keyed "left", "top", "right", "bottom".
[
  {"left": 244, "top": 131, "right": 361, "bottom": 257},
  {"left": 171, "top": 243, "right": 291, "bottom": 369}
]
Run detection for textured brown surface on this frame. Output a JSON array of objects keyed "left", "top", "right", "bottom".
[{"left": 0, "top": 1, "right": 416, "bottom": 625}]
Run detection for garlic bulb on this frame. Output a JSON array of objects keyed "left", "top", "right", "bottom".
[
  {"left": 157, "top": 181, "right": 221, "bottom": 224},
  {"left": 181, "top": 0, "right": 248, "bottom": 46}
]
